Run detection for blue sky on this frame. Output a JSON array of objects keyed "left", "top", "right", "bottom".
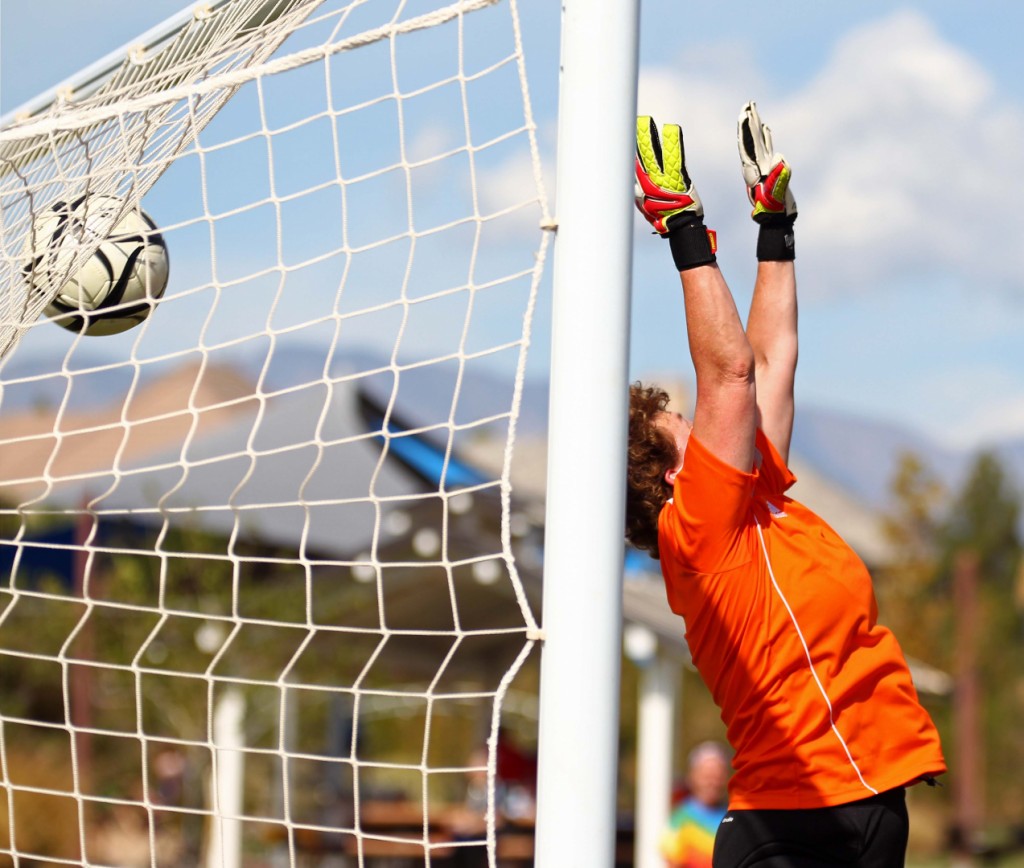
[
  {"left": 2, "top": 0, "right": 1022, "bottom": 449},
  {"left": 629, "top": 1, "right": 1024, "bottom": 450}
]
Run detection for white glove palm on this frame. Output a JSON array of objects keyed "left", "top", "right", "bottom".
[{"left": 738, "top": 101, "right": 796, "bottom": 223}]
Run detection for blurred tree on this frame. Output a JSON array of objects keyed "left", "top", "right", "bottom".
[
  {"left": 939, "top": 453, "right": 1023, "bottom": 828},
  {"left": 0, "top": 503, "right": 532, "bottom": 857},
  {"left": 876, "top": 452, "right": 950, "bottom": 668},
  {"left": 878, "top": 450, "right": 1024, "bottom": 840}
]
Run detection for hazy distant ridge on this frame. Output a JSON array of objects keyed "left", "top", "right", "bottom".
[{"left": 4, "top": 345, "right": 1021, "bottom": 510}]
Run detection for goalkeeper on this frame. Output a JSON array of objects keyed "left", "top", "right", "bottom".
[{"left": 627, "top": 103, "right": 945, "bottom": 867}]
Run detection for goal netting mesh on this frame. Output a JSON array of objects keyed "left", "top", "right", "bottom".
[{"left": 0, "top": 0, "right": 550, "bottom": 863}]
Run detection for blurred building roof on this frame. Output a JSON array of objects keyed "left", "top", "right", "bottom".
[
  {"left": 2, "top": 355, "right": 916, "bottom": 693},
  {"left": 9, "top": 378, "right": 464, "bottom": 559}
]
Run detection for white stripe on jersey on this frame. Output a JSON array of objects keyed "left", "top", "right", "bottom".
[{"left": 754, "top": 517, "right": 878, "bottom": 796}]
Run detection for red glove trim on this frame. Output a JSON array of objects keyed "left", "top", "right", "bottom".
[
  {"left": 635, "top": 155, "right": 695, "bottom": 234},
  {"left": 752, "top": 161, "right": 787, "bottom": 214}
]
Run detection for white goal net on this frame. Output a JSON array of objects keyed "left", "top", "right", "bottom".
[{"left": 0, "top": 0, "right": 551, "bottom": 863}]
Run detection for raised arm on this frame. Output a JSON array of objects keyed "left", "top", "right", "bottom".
[
  {"left": 737, "top": 101, "right": 798, "bottom": 462},
  {"left": 635, "top": 117, "right": 756, "bottom": 473},
  {"left": 747, "top": 261, "right": 797, "bottom": 460},
  {"left": 683, "top": 264, "right": 757, "bottom": 473}
]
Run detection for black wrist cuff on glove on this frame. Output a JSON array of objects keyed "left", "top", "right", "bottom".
[
  {"left": 756, "top": 219, "right": 796, "bottom": 261},
  {"left": 668, "top": 221, "right": 717, "bottom": 272}
]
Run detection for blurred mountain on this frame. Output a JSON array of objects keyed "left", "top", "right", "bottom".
[
  {"left": 989, "top": 438, "right": 1024, "bottom": 496},
  {"left": 0, "top": 348, "right": 130, "bottom": 414},
  {"left": 789, "top": 404, "right": 968, "bottom": 508},
  {"left": 6, "top": 342, "right": 1024, "bottom": 514},
  {"left": 258, "top": 357, "right": 1024, "bottom": 541},
  {"left": 0, "top": 343, "right": 551, "bottom": 432},
  {"left": 225, "top": 342, "right": 552, "bottom": 438}
]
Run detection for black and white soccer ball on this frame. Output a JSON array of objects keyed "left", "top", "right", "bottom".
[{"left": 22, "top": 194, "right": 170, "bottom": 336}]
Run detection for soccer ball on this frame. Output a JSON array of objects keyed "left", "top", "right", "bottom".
[{"left": 22, "top": 194, "right": 170, "bottom": 336}]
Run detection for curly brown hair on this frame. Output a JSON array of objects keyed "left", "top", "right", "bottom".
[{"left": 626, "top": 382, "right": 677, "bottom": 558}]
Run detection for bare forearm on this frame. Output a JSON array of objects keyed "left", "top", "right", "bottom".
[
  {"left": 747, "top": 259, "right": 797, "bottom": 358},
  {"left": 746, "top": 260, "right": 797, "bottom": 458},
  {"left": 681, "top": 264, "right": 756, "bottom": 471},
  {"left": 683, "top": 264, "right": 755, "bottom": 383}
]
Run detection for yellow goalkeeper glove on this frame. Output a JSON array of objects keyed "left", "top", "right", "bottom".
[{"left": 635, "top": 115, "right": 717, "bottom": 271}]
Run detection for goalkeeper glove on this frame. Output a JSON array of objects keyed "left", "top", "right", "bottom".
[
  {"left": 635, "top": 115, "right": 717, "bottom": 271},
  {"left": 737, "top": 101, "right": 796, "bottom": 261}
]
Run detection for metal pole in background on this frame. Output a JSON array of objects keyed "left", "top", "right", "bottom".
[
  {"left": 206, "top": 688, "right": 245, "bottom": 868},
  {"left": 534, "top": 0, "right": 640, "bottom": 862},
  {"left": 636, "top": 653, "right": 677, "bottom": 868}
]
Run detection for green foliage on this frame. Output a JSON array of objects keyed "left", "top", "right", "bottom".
[
  {"left": 0, "top": 506, "right": 534, "bottom": 857},
  {"left": 938, "top": 451, "right": 1021, "bottom": 597},
  {"left": 940, "top": 454, "right": 1024, "bottom": 825},
  {"left": 879, "top": 449, "right": 1024, "bottom": 833},
  {"left": 877, "top": 453, "right": 950, "bottom": 666}
]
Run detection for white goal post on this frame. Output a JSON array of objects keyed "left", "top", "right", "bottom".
[
  {"left": 534, "top": 2, "right": 639, "bottom": 866},
  {"left": 0, "top": 0, "right": 639, "bottom": 865}
]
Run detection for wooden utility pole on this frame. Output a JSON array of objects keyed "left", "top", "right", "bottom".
[{"left": 952, "top": 550, "right": 982, "bottom": 865}]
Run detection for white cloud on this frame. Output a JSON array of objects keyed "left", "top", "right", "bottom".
[
  {"left": 407, "top": 124, "right": 457, "bottom": 164},
  {"left": 956, "top": 396, "right": 1024, "bottom": 447},
  {"left": 636, "top": 67, "right": 748, "bottom": 198},
  {"left": 635, "top": 10, "right": 1024, "bottom": 296},
  {"left": 476, "top": 148, "right": 551, "bottom": 219},
  {"left": 474, "top": 121, "right": 555, "bottom": 234},
  {"left": 887, "top": 358, "right": 1024, "bottom": 448},
  {"left": 471, "top": 9, "right": 1024, "bottom": 306},
  {"left": 947, "top": 380, "right": 1024, "bottom": 448}
]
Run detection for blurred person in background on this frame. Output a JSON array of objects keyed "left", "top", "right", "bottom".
[{"left": 662, "top": 741, "right": 731, "bottom": 868}]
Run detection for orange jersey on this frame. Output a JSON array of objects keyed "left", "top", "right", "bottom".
[{"left": 658, "top": 430, "right": 945, "bottom": 810}]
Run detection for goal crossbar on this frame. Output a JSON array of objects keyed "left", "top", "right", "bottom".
[{"left": 0, "top": 0, "right": 307, "bottom": 129}]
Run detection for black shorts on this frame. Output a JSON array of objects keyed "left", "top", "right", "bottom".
[{"left": 712, "top": 787, "right": 909, "bottom": 868}]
